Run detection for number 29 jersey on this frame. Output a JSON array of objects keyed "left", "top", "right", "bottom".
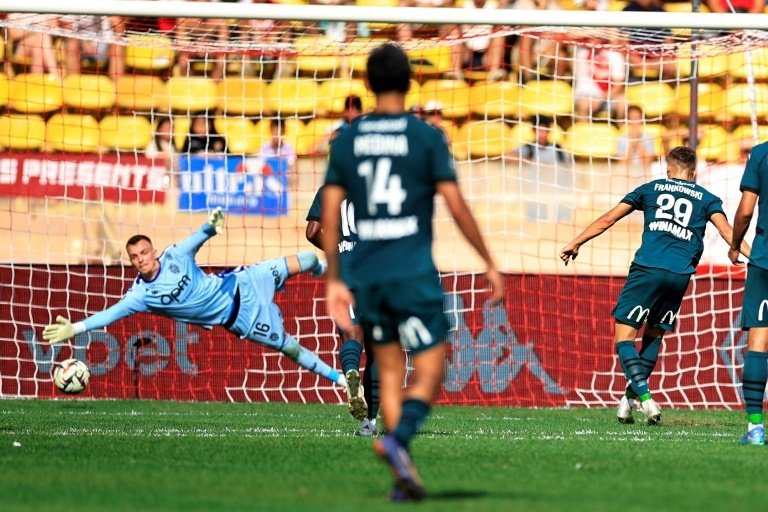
[
  {"left": 621, "top": 178, "right": 725, "bottom": 275},
  {"left": 324, "top": 112, "right": 457, "bottom": 286}
]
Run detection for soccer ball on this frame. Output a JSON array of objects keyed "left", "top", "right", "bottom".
[{"left": 53, "top": 358, "right": 91, "bottom": 394}]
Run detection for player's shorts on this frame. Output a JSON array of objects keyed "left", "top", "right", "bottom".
[
  {"left": 612, "top": 263, "right": 691, "bottom": 331},
  {"left": 354, "top": 273, "right": 448, "bottom": 354},
  {"left": 741, "top": 264, "right": 768, "bottom": 329},
  {"left": 227, "top": 257, "right": 290, "bottom": 350}
]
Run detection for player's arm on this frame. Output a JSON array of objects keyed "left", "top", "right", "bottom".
[
  {"left": 709, "top": 211, "right": 751, "bottom": 262},
  {"left": 437, "top": 181, "right": 505, "bottom": 303},
  {"left": 42, "top": 293, "right": 145, "bottom": 344},
  {"left": 175, "top": 207, "right": 225, "bottom": 256},
  {"left": 729, "top": 190, "right": 758, "bottom": 264},
  {"left": 559, "top": 202, "right": 635, "bottom": 265},
  {"left": 306, "top": 220, "right": 323, "bottom": 250},
  {"left": 321, "top": 184, "right": 355, "bottom": 330}
]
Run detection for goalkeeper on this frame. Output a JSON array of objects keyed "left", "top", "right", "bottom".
[{"left": 43, "top": 207, "right": 347, "bottom": 389}]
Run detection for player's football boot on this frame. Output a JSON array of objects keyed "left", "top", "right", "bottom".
[
  {"left": 345, "top": 369, "right": 368, "bottom": 421},
  {"left": 740, "top": 424, "right": 765, "bottom": 446},
  {"left": 357, "top": 418, "right": 379, "bottom": 437},
  {"left": 640, "top": 398, "right": 662, "bottom": 425},
  {"left": 374, "top": 435, "right": 425, "bottom": 501},
  {"left": 617, "top": 396, "right": 635, "bottom": 424},
  {"left": 311, "top": 260, "right": 327, "bottom": 278}
]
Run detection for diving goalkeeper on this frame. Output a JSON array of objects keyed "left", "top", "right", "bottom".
[{"left": 42, "top": 208, "right": 347, "bottom": 388}]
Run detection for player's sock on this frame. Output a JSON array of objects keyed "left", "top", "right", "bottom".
[
  {"left": 282, "top": 337, "right": 345, "bottom": 386},
  {"left": 624, "top": 334, "right": 661, "bottom": 399},
  {"left": 339, "top": 340, "right": 362, "bottom": 375},
  {"left": 365, "top": 358, "right": 380, "bottom": 420},
  {"left": 615, "top": 340, "right": 650, "bottom": 398},
  {"left": 393, "top": 398, "right": 430, "bottom": 449},
  {"left": 743, "top": 351, "right": 768, "bottom": 424},
  {"left": 297, "top": 251, "right": 323, "bottom": 275}
]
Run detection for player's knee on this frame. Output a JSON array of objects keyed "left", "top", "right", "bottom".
[
  {"left": 281, "top": 338, "right": 301, "bottom": 361},
  {"left": 297, "top": 251, "right": 319, "bottom": 273}
]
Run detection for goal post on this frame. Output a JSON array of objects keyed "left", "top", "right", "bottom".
[{"left": 0, "top": 3, "right": 763, "bottom": 409}]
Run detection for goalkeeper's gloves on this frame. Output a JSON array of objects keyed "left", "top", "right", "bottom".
[
  {"left": 208, "top": 206, "right": 225, "bottom": 235},
  {"left": 42, "top": 316, "right": 76, "bottom": 345}
]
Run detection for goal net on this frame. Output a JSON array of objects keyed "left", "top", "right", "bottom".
[{"left": 0, "top": 3, "right": 761, "bottom": 409}]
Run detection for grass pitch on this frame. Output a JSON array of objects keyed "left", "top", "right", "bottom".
[{"left": 0, "top": 400, "right": 761, "bottom": 512}]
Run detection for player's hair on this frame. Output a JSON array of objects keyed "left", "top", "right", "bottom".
[
  {"left": 366, "top": 43, "right": 411, "bottom": 95},
  {"left": 667, "top": 146, "right": 697, "bottom": 175},
  {"left": 126, "top": 234, "right": 153, "bottom": 249}
]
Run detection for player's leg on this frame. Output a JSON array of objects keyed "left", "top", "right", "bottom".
[
  {"left": 359, "top": 342, "right": 380, "bottom": 437},
  {"left": 340, "top": 322, "right": 367, "bottom": 421},
  {"left": 738, "top": 265, "right": 768, "bottom": 445},
  {"left": 285, "top": 252, "right": 325, "bottom": 279}
]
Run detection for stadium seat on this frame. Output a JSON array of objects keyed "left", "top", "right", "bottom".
[
  {"left": 316, "top": 78, "right": 373, "bottom": 115},
  {"left": 725, "top": 83, "right": 768, "bottom": 119},
  {"left": 696, "top": 44, "right": 730, "bottom": 79},
  {"left": 300, "top": 118, "right": 339, "bottom": 155},
  {"left": 294, "top": 36, "right": 343, "bottom": 75},
  {"left": 521, "top": 79, "right": 573, "bottom": 118},
  {"left": 115, "top": 75, "right": 166, "bottom": 112},
  {"left": 266, "top": 78, "right": 319, "bottom": 116},
  {"left": 125, "top": 34, "right": 175, "bottom": 72},
  {"left": 0, "top": 74, "right": 8, "bottom": 108},
  {"left": 0, "top": 114, "right": 46, "bottom": 150},
  {"left": 730, "top": 48, "right": 768, "bottom": 80},
  {"left": 418, "top": 79, "right": 471, "bottom": 119},
  {"left": 468, "top": 81, "right": 523, "bottom": 120},
  {"left": 697, "top": 124, "right": 728, "bottom": 162},
  {"left": 626, "top": 81, "right": 676, "bottom": 118},
  {"left": 166, "top": 77, "right": 219, "bottom": 113},
  {"left": 407, "top": 45, "right": 453, "bottom": 77},
  {"left": 9, "top": 74, "right": 63, "bottom": 114},
  {"left": 728, "top": 125, "right": 768, "bottom": 162},
  {"left": 46, "top": 113, "right": 101, "bottom": 153},
  {"left": 218, "top": 78, "right": 267, "bottom": 116},
  {"left": 563, "top": 122, "right": 618, "bottom": 158},
  {"left": 213, "top": 117, "right": 261, "bottom": 154},
  {"left": 347, "top": 38, "right": 389, "bottom": 73},
  {"left": 172, "top": 116, "right": 191, "bottom": 152},
  {"left": 99, "top": 115, "right": 153, "bottom": 151},
  {"left": 508, "top": 121, "right": 536, "bottom": 148},
  {"left": 62, "top": 74, "right": 116, "bottom": 111},
  {"left": 675, "top": 82, "right": 725, "bottom": 119},
  {"left": 455, "top": 120, "right": 512, "bottom": 158}
]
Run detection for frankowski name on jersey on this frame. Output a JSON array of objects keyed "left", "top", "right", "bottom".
[{"left": 653, "top": 181, "right": 704, "bottom": 200}]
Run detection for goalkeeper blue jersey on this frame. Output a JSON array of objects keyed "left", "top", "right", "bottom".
[
  {"left": 621, "top": 178, "right": 725, "bottom": 275},
  {"left": 740, "top": 141, "right": 768, "bottom": 271},
  {"left": 82, "top": 224, "right": 238, "bottom": 331}
]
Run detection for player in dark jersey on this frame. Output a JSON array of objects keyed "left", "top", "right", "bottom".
[
  {"left": 307, "top": 185, "right": 380, "bottom": 436},
  {"left": 729, "top": 140, "right": 768, "bottom": 445},
  {"left": 321, "top": 43, "right": 504, "bottom": 502},
  {"left": 560, "top": 146, "right": 750, "bottom": 426}
]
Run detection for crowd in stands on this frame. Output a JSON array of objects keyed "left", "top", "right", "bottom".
[{"left": 0, "top": 0, "right": 764, "bottom": 170}]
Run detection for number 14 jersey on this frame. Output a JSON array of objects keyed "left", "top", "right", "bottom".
[{"left": 622, "top": 178, "right": 725, "bottom": 275}]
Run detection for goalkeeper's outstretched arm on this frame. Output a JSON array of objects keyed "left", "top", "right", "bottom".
[
  {"left": 42, "top": 295, "right": 144, "bottom": 344},
  {"left": 175, "top": 207, "right": 226, "bottom": 256}
]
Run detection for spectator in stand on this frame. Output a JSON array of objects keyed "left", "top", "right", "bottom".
[
  {"left": 422, "top": 100, "right": 451, "bottom": 145},
  {"left": 396, "top": 0, "right": 453, "bottom": 42},
  {"left": 506, "top": 115, "right": 571, "bottom": 166},
  {"left": 60, "top": 16, "right": 125, "bottom": 80},
  {"left": 448, "top": 0, "right": 506, "bottom": 82},
  {"left": 181, "top": 115, "right": 228, "bottom": 154},
  {"left": 145, "top": 116, "right": 177, "bottom": 160},
  {"left": 511, "top": 0, "right": 570, "bottom": 83},
  {"left": 258, "top": 118, "right": 298, "bottom": 177},
  {"left": 705, "top": 0, "right": 764, "bottom": 13},
  {"left": 5, "top": 13, "right": 61, "bottom": 77},
  {"left": 175, "top": 0, "right": 229, "bottom": 79},
  {"left": 311, "top": 95, "right": 363, "bottom": 154},
  {"left": 616, "top": 105, "right": 656, "bottom": 175},
  {"left": 573, "top": 43, "right": 627, "bottom": 120},
  {"left": 621, "top": 0, "right": 676, "bottom": 79}
]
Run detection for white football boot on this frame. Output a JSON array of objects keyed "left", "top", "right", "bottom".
[
  {"left": 617, "top": 396, "right": 635, "bottom": 424},
  {"left": 640, "top": 398, "right": 662, "bottom": 425}
]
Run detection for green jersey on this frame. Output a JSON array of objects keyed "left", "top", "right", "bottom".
[
  {"left": 740, "top": 141, "right": 768, "bottom": 271},
  {"left": 621, "top": 178, "right": 725, "bottom": 275},
  {"left": 306, "top": 185, "right": 357, "bottom": 284},
  {"left": 324, "top": 112, "right": 456, "bottom": 285}
]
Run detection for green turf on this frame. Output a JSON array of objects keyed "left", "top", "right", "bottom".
[{"left": 0, "top": 400, "right": 761, "bottom": 512}]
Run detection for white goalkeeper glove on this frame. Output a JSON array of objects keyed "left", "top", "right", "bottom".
[
  {"left": 208, "top": 206, "right": 225, "bottom": 235},
  {"left": 42, "top": 316, "right": 75, "bottom": 345}
]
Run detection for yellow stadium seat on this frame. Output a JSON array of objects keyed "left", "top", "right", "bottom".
[
  {"left": 0, "top": 74, "right": 8, "bottom": 108},
  {"left": 0, "top": 114, "right": 45, "bottom": 150},
  {"left": 521, "top": 79, "right": 573, "bottom": 118},
  {"left": 62, "top": 74, "right": 116, "bottom": 111},
  {"left": 125, "top": 35, "right": 175, "bottom": 71},
  {"left": 99, "top": 115, "right": 153, "bottom": 151},
  {"left": 294, "top": 36, "right": 343, "bottom": 75},
  {"left": 166, "top": 77, "right": 219, "bottom": 113},
  {"left": 508, "top": 121, "right": 536, "bottom": 147},
  {"left": 46, "top": 114, "right": 101, "bottom": 153},
  {"left": 675, "top": 82, "right": 725, "bottom": 119},
  {"left": 626, "top": 81, "right": 676, "bottom": 118},
  {"left": 468, "top": 81, "right": 523, "bottom": 120},
  {"left": 316, "top": 79, "right": 373, "bottom": 115},
  {"left": 115, "top": 75, "right": 166, "bottom": 112},
  {"left": 455, "top": 120, "right": 512, "bottom": 158},
  {"left": 417, "top": 79, "right": 471, "bottom": 119},
  {"left": 563, "top": 122, "right": 618, "bottom": 158},
  {"left": 725, "top": 83, "right": 768, "bottom": 119},
  {"left": 408, "top": 45, "right": 454, "bottom": 77},
  {"left": 266, "top": 78, "right": 319, "bottom": 116},
  {"left": 9, "top": 74, "right": 63, "bottom": 114},
  {"left": 300, "top": 118, "right": 339, "bottom": 155},
  {"left": 728, "top": 125, "right": 768, "bottom": 162},
  {"left": 213, "top": 117, "right": 261, "bottom": 154},
  {"left": 346, "top": 38, "right": 389, "bottom": 73},
  {"left": 697, "top": 124, "right": 728, "bottom": 162},
  {"left": 218, "top": 78, "right": 267, "bottom": 116},
  {"left": 173, "top": 117, "right": 191, "bottom": 152},
  {"left": 730, "top": 48, "right": 768, "bottom": 80},
  {"left": 697, "top": 44, "right": 730, "bottom": 78}
]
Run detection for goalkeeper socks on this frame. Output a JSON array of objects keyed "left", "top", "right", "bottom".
[
  {"left": 393, "top": 398, "right": 430, "bottom": 449},
  {"left": 743, "top": 351, "right": 768, "bottom": 421},
  {"left": 364, "top": 358, "right": 380, "bottom": 420},
  {"left": 297, "top": 251, "right": 320, "bottom": 273},
  {"left": 339, "top": 340, "right": 363, "bottom": 375},
  {"left": 625, "top": 334, "right": 662, "bottom": 399},
  {"left": 616, "top": 340, "right": 650, "bottom": 398},
  {"left": 283, "top": 338, "right": 344, "bottom": 385}
]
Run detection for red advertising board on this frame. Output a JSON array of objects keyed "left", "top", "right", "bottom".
[
  {"left": 0, "top": 152, "right": 166, "bottom": 203},
  {"left": 0, "top": 265, "right": 748, "bottom": 408}
]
